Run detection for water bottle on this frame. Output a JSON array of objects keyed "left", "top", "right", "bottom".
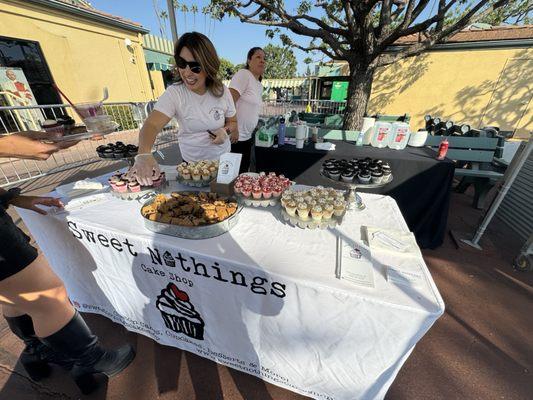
[
  {"left": 356, "top": 132, "right": 364, "bottom": 146},
  {"left": 278, "top": 117, "right": 286, "bottom": 146}
]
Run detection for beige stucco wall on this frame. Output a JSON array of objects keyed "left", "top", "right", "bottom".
[
  {"left": 0, "top": 0, "right": 157, "bottom": 103},
  {"left": 368, "top": 46, "right": 532, "bottom": 138},
  {"left": 148, "top": 70, "right": 166, "bottom": 98}
]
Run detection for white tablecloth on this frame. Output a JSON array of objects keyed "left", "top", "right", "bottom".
[{"left": 18, "top": 179, "right": 444, "bottom": 400}]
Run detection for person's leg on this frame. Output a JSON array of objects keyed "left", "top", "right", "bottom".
[
  {"left": 0, "top": 254, "right": 135, "bottom": 393},
  {"left": 0, "top": 254, "right": 75, "bottom": 336}
]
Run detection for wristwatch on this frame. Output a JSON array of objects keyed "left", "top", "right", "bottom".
[{"left": 0, "top": 187, "right": 22, "bottom": 210}]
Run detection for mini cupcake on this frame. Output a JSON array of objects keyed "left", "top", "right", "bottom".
[
  {"left": 272, "top": 186, "right": 282, "bottom": 198},
  {"left": 369, "top": 164, "right": 379, "bottom": 173},
  {"left": 371, "top": 170, "right": 383, "bottom": 184},
  {"left": 241, "top": 186, "right": 252, "bottom": 198},
  {"left": 234, "top": 181, "right": 243, "bottom": 194},
  {"left": 181, "top": 168, "right": 191, "bottom": 180},
  {"left": 285, "top": 200, "right": 297, "bottom": 217},
  {"left": 280, "top": 195, "right": 292, "bottom": 208},
  {"left": 323, "top": 204, "right": 334, "bottom": 220},
  {"left": 358, "top": 170, "right": 371, "bottom": 184},
  {"left": 311, "top": 205, "right": 323, "bottom": 222},
  {"left": 209, "top": 166, "right": 217, "bottom": 178},
  {"left": 126, "top": 144, "right": 138, "bottom": 157},
  {"left": 96, "top": 145, "right": 107, "bottom": 157},
  {"left": 102, "top": 148, "right": 114, "bottom": 158},
  {"left": 341, "top": 170, "right": 355, "bottom": 183},
  {"left": 113, "top": 147, "right": 126, "bottom": 159},
  {"left": 333, "top": 199, "right": 346, "bottom": 217},
  {"left": 262, "top": 187, "right": 272, "bottom": 199},
  {"left": 328, "top": 169, "right": 341, "bottom": 181},
  {"left": 382, "top": 169, "right": 392, "bottom": 183},
  {"left": 201, "top": 169, "right": 211, "bottom": 180},
  {"left": 191, "top": 169, "right": 201, "bottom": 181},
  {"left": 114, "top": 181, "right": 127, "bottom": 193},
  {"left": 151, "top": 175, "right": 162, "bottom": 187},
  {"left": 297, "top": 202, "right": 310, "bottom": 221},
  {"left": 381, "top": 162, "right": 391, "bottom": 170},
  {"left": 128, "top": 181, "right": 141, "bottom": 192},
  {"left": 252, "top": 187, "right": 262, "bottom": 199}
]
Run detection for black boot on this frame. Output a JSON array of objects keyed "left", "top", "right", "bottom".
[
  {"left": 5, "top": 314, "right": 52, "bottom": 381},
  {"left": 42, "top": 311, "right": 135, "bottom": 395}
]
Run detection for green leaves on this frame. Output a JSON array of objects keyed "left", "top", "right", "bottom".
[{"left": 263, "top": 44, "right": 297, "bottom": 79}]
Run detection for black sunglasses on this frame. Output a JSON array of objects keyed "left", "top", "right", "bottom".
[{"left": 176, "top": 56, "right": 202, "bottom": 74}]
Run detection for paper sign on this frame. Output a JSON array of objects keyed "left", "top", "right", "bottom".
[
  {"left": 338, "top": 240, "right": 375, "bottom": 288},
  {"left": 365, "top": 226, "right": 420, "bottom": 257},
  {"left": 217, "top": 152, "right": 242, "bottom": 184},
  {"left": 387, "top": 263, "right": 424, "bottom": 287}
]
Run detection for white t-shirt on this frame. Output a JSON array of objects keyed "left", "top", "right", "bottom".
[
  {"left": 229, "top": 69, "right": 262, "bottom": 141},
  {"left": 154, "top": 83, "right": 236, "bottom": 162}
]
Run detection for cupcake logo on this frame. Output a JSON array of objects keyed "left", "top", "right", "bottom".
[
  {"left": 156, "top": 283, "right": 205, "bottom": 340},
  {"left": 209, "top": 107, "right": 223, "bottom": 121},
  {"left": 349, "top": 247, "right": 362, "bottom": 259}
]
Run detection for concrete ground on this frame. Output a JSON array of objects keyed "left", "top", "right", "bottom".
[{"left": 0, "top": 148, "right": 531, "bottom": 400}]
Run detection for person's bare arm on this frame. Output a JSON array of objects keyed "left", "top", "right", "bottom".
[
  {"left": 229, "top": 88, "right": 240, "bottom": 105},
  {"left": 225, "top": 115, "right": 239, "bottom": 144},
  {"left": 138, "top": 111, "right": 171, "bottom": 154},
  {"left": 0, "top": 132, "right": 79, "bottom": 160}
]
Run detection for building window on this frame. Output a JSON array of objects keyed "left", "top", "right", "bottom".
[
  {"left": 0, "top": 36, "right": 61, "bottom": 105},
  {"left": 0, "top": 36, "right": 64, "bottom": 132}
]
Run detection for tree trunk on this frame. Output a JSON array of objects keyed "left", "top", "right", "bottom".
[{"left": 343, "top": 63, "right": 376, "bottom": 131}]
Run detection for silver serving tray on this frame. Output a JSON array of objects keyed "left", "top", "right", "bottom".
[
  {"left": 141, "top": 192, "right": 242, "bottom": 240},
  {"left": 319, "top": 169, "right": 393, "bottom": 189},
  {"left": 280, "top": 208, "right": 344, "bottom": 230},
  {"left": 176, "top": 175, "right": 213, "bottom": 188},
  {"left": 235, "top": 192, "right": 281, "bottom": 207}
]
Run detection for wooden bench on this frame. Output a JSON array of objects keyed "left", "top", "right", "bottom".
[{"left": 425, "top": 135, "right": 505, "bottom": 209}]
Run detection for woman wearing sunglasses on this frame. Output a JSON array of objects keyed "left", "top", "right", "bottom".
[
  {"left": 130, "top": 32, "right": 238, "bottom": 185},
  {"left": 229, "top": 47, "right": 265, "bottom": 173}
]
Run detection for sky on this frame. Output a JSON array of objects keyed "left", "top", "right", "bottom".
[{"left": 89, "top": 0, "right": 317, "bottom": 74}]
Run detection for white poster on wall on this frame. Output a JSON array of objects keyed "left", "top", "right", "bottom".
[{"left": 0, "top": 66, "right": 44, "bottom": 130}]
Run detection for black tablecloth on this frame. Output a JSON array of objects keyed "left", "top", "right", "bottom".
[{"left": 255, "top": 141, "right": 455, "bottom": 249}]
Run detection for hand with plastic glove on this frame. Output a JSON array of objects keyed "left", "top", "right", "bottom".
[
  {"left": 210, "top": 128, "right": 229, "bottom": 145},
  {"left": 127, "top": 153, "right": 160, "bottom": 186}
]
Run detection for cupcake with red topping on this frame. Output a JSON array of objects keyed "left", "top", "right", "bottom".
[
  {"left": 241, "top": 185, "right": 252, "bottom": 198},
  {"left": 252, "top": 186, "right": 262, "bottom": 199},
  {"left": 128, "top": 181, "right": 141, "bottom": 192},
  {"left": 262, "top": 186, "right": 272, "bottom": 199},
  {"left": 114, "top": 181, "right": 127, "bottom": 193}
]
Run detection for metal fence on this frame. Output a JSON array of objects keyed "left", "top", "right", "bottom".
[
  {"left": 1, "top": 99, "right": 347, "bottom": 187},
  {"left": 0, "top": 102, "right": 178, "bottom": 187},
  {"left": 261, "top": 99, "right": 346, "bottom": 117}
]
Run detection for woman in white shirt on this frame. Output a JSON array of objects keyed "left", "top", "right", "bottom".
[
  {"left": 130, "top": 32, "right": 238, "bottom": 185},
  {"left": 229, "top": 47, "right": 265, "bottom": 173}
]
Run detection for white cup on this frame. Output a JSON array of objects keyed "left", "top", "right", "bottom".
[{"left": 296, "top": 138, "right": 305, "bottom": 149}]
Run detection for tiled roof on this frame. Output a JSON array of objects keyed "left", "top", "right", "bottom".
[
  {"left": 54, "top": 0, "right": 144, "bottom": 28},
  {"left": 396, "top": 24, "right": 533, "bottom": 44}
]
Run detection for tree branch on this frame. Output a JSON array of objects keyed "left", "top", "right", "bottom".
[
  {"left": 293, "top": 43, "right": 342, "bottom": 60},
  {"left": 377, "top": 0, "right": 508, "bottom": 67},
  {"left": 316, "top": 2, "right": 348, "bottom": 28},
  {"left": 294, "top": 14, "right": 348, "bottom": 36}
]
